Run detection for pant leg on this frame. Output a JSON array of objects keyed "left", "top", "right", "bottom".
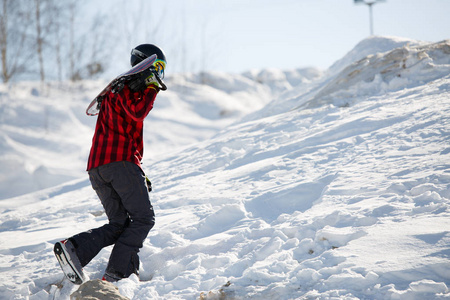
[
  {"left": 70, "top": 165, "right": 130, "bottom": 267},
  {"left": 99, "top": 161, "right": 155, "bottom": 278}
]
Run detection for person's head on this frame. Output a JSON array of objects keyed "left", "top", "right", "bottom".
[{"left": 130, "top": 44, "right": 167, "bottom": 78}]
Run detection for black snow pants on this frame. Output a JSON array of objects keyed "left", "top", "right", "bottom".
[{"left": 70, "top": 161, "right": 155, "bottom": 278}]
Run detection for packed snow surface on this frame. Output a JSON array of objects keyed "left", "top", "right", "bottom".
[{"left": 0, "top": 36, "right": 449, "bottom": 299}]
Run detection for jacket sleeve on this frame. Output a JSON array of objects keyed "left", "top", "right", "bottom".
[{"left": 119, "top": 86, "right": 158, "bottom": 122}]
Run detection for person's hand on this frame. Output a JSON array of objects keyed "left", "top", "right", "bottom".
[
  {"left": 128, "top": 69, "right": 160, "bottom": 93},
  {"left": 145, "top": 176, "right": 152, "bottom": 192},
  {"left": 144, "top": 72, "right": 159, "bottom": 88}
]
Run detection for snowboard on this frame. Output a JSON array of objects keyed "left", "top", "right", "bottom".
[
  {"left": 86, "top": 54, "right": 158, "bottom": 116},
  {"left": 54, "top": 241, "right": 86, "bottom": 285}
]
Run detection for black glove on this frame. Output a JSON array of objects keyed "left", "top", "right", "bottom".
[
  {"left": 128, "top": 69, "right": 152, "bottom": 93},
  {"left": 128, "top": 67, "right": 168, "bottom": 92}
]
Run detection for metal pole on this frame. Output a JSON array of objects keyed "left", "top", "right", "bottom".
[{"left": 368, "top": 3, "right": 374, "bottom": 35}]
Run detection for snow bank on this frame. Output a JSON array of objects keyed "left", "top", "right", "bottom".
[
  {"left": 306, "top": 39, "right": 450, "bottom": 108},
  {"left": 0, "top": 36, "right": 449, "bottom": 299},
  {"left": 0, "top": 69, "right": 295, "bottom": 200},
  {"left": 248, "top": 36, "right": 450, "bottom": 119},
  {"left": 0, "top": 82, "right": 97, "bottom": 200},
  {"left": 328, "top": 36, "right": 425, "bottom": 75},
  {"left": 243, "top": 67, "right": 323, "bottom": 94}
]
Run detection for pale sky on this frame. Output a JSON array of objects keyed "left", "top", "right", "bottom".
[{"left": 99, "top": 0, "right": 450, "bottom": 74}]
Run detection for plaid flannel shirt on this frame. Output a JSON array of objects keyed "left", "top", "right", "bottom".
[{"left": 87, "top": 86, "right": 158, "bottom": 171}]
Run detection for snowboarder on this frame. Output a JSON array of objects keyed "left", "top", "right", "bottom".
[{"left": 54, "top": 44, "right": 167, "bottom": 283}]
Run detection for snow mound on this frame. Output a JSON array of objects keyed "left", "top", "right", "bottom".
[
  {"left": 250, "top": 36, "right": 449, "bottom": 119},
  {"left": 306, "top": 39, "right": 450, "bottom": 108},
  {"left": 0, "top": 66, "right": 321, "bottom": 200},
  {"left": 243, "top": 67, "right": 323, "bottom": 94},
  {"left": 0, "top": 71, "right": 284, "bottom": 199},
  {"left": 0, "top": 82, "right": 97, "bottom": 200},
  {"left": 328, "top": 35, "right": 425, "bottom": 75}
]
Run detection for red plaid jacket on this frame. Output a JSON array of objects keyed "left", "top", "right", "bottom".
[{"left": 87, "top": 85, "right": 158, "bottom": 171}]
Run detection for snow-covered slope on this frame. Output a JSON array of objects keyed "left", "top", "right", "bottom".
[
  {"left": 1, "top": 68, "right": 307, "bottom": 200},
  {"left": 0, "top": 82, "right": 96, "bottom": 200},
  {"left": 0, "top": 36, "right": 449, "bottom": 300}
]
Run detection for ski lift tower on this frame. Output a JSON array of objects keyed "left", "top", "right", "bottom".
[{"left": 354, "top": 0, "right": 386, "bottom": 36}]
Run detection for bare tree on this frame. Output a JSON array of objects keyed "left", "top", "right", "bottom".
[
  {"left": 53, "top": 6, "right": 63, "bottom": 81},
  {"left": 1, "top": 0, "right": 167, "bottom": 83},
  {"left": 111, "top": 0, "right": 165, "bottom": 72},
  {"left": 34, "top": 0, "right": 60, "bottom": 82},
  {"left": 68, "top": 0, "right": 78, "bottom": 81},
  {"left": 0, "top": 0, "right": 33, "bottom": 83},
  {"left": 64, "top": 1, "right": 114, "bottom": 81},
  {"left": 34, "top": 0, "right": 44, "bottom": 81},
  {"left": 85, "top": 15, "right": 109, "bottom": 78}
]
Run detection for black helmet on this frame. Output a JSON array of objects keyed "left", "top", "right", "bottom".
[{"left": 130, "top": 44, "right": 167, "bottom": 67}]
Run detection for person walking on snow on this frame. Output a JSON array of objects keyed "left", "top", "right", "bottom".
[{"left": 54, "top": 44, "right": 167, "bottom": 283}]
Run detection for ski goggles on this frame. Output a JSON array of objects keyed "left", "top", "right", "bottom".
[
  {"left": 131, "top": 48, "right": 148, "bottom": 61},
  {"left": 153, "top": 59, "right": 166, "bottom": 79}
]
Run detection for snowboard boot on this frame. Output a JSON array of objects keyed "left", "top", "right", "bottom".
[
  {"left": 54, "top": 239, "right": 86, "bottom": 284},
  {"left": 102, "top": 271, "right": 123, "bottom": 283}
]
